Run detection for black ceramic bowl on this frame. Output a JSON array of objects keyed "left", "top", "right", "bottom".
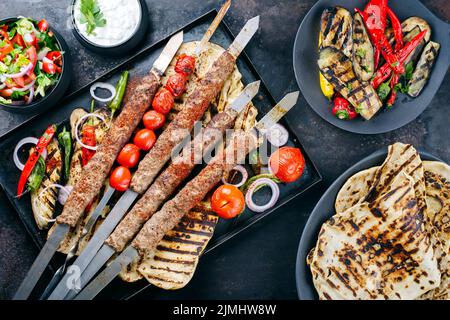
[
  {"left": 293, "top": 0, "right": 450, "bottom": 134},
  {"left": 0, "top": 17, "right": 72, "bottom": 114},
  {"left": 295, "top": 148, "right": 443, "bottom": 300},
  {"left": 70, "top": 0, "right": 149, "bottom": 55}
]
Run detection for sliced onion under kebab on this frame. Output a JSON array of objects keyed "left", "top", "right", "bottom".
[
  {"left": 74, "top": 113, "right": 108, "bottom": 151},
  {"left": 13, "top": 137, "right": 47, "bottom": 171},
  {"left": 245, "top": 177, "right": 280, "bottom": 213},
  {"left": 58, "top": 185, "right": 73, "bottom": 205},
  {"left": 267, "top": 124, "right": 289, "bottom": 147},
  {"left": 222, "top": 165, "right": 248, "bottom": 188},
  {"left": 34, "top": 184, "right": 71, "bottom": 223},
  {"left": 90, "top": 82, "right": 116, "bottom": 103},
  {"left": 3, "top": 63, "right": 34, "bottom": 79}
]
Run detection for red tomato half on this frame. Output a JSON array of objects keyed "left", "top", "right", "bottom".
[
  {"left": 142, "top": 110, "right": 165, "bottom": 130},
  {"left": 117, "top": 143, "right": 140, "bottom": 168},
  {"left": 269, "top": 147, "right": 305, "bottom": 183},
  {"left": 165, "top": 73, "right": 187, "bottom": 98},
  {"left": 133, "top": 128, "right": 156, "bottom": 151},
  {"left": 152, "top": 88, "right": 174, "bottom": 115},
  {"left": 211, "top": 185, "right": 245, "bottom": 219},
  {"left": 109, "top": 166, "right": 131, "bottom": 191}
]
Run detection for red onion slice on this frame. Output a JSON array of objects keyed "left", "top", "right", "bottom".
[
  {"left": 90, "top": 82, "right": 116, "bottom": 103},
  {"left": 13, "top": 137, "right": 48, "bottom": 171},
  {"left": 3, "top": 63, "right": 33, "bottom": 79},
  {"left": 245, "top": 178, "right": 280, "bottom": 213},
  {"left": 222, "top": 165, "right": 248, "bottom": 188}
]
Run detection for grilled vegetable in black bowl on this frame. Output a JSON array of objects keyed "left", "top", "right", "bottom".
[{"left": 0, "top": 17, "right": 71, "bottom": 114}]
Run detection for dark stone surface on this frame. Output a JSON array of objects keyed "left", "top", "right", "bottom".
[{"left": 0, "top": 0, "right": 449, "bottom": 300}]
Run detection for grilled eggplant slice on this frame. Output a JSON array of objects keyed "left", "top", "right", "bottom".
[
  {"left": 401, "top": 17, "right": 432, "bottom": 42},
  {"left": 408, "top": 41, "right": 440, "bottom": 97},
  {"left": 320, "top": 7, "right": 353, "bottom": 58},
  {"left": 318, "top": 47, "right": 382, "bottom": 120},
  {"left": 352, "top": 12, "right": 374, "bottom": 81},
  {"left": 137, "top": 202, "right": 218, "bottom": 289},
  {"left": 31, "top": 138, "right": 62, "bottom": 230},
  {"left": 402, "top": 26, "right": 427, "bottom": 67}
]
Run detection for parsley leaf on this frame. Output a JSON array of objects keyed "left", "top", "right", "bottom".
[
  {"left": 79, "top": 0, "right": 107, "bottom": 36},
  {"left": 377, "top": 82, "right": 391, "bottom": 101},
  {"left": 355, "top": 48, "right": 366, "bottom": 59}
]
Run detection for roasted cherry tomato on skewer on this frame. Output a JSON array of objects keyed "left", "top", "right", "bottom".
[
  {"left": 110, "top": 166, "right": 131, "bottom": 192},
  {"left": 152, "top": 88, "right": 174, "bottom": 114},
  {"left": 143, "top": 110, "right": 165, "bottom": 130},
  {"left": 117, "top": 143, "right": 140, "bottom": 168},
  {"left": 165, "top": 73, "right": 187, "bottom": 98},
  {"left": 133, "top": 128, "right": 156, "bottom": 151},
  {"left": 175, "top": 54, "right": 196, "bottom": 76},
  {"left": 211, "top": 185, "right": 245, "bottom": 219},
  {"left": 269, "top": 147, "right": 305, "bottom": 183}
]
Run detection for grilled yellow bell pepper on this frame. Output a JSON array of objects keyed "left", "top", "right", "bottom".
[{"left": 318, "top": 33, "right": 334, "bottom": 100}]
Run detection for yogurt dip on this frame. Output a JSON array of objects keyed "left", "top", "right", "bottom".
[{"left": 73, "top": 0, "right": 142, "bottom": 47}]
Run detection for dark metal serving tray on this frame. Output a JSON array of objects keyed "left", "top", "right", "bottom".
[{"left": 0, "top": 10, "right": 322, "bottom": 300}]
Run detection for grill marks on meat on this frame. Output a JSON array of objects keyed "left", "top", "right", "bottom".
[
  {"left": 131, "top": 131, "right": 257, "bottom": 255},
  {"left": 130, "top": 51, "right": 236, "bottom": 194},
  {"left": 105, "top": 109, "right": 238, "bottom": 252},
  {"left": 57, "top": 73, "right": 160, "bottom": 227}
]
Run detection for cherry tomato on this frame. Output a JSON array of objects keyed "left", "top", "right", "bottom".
[
  {"left": 0, "top": 31, "right": 13, "bottom": 60},
  {"left": 38, "top": 19, "right": 49, "bottom": 32},
  {"left": 46, "top": 51, "right": 62, "bottom": 66},
  {"left": 26, "top": 46, "right": 37, "bottom": 77},
  {"left": 165, "top": 73, "right": 187, "bottom": 98},
  {"left": 23, "top": 33, "right": 37, "bottom": 47},
  {"left": 11, "top": 34, "right": 25, "bottom": 48},
  {"left": 133, "top": 128, "right": 156, "bottom": 151},
  {"left": 152, "top": 88, "right": 174, "bottom": 114},
  {"left": 42, "top": 57, "right": 57, "bottom": 74},
  {"left": 109, "top": 166, "right": 131, "bottom": 191},
  {"left": 117, "top": 143, "right": 140, "bottom": 168},
  {"left": 269, "top": 147, "right": 305, "bottom": 183},
  {"left": 211, "top": 185, "right": 245, "bottom": 219},
  {"left": 142, "top": 110, "right": 165, "bottom": 130},
  {"left": 175, "top": 54, "right": 196, "bottom": 76}
]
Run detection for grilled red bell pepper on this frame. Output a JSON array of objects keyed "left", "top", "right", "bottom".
[
  {"left": 332, "top": 96, "right": 357, "bottom": 120},
  {"left": 356, "top": 0, "right": 403, "bottom": 74},
  {"left": 17, "top": 125, "right": 57, "bottom": 197},
  {"left": 387, "top": 7, "right": 403, "bottom": 52},
  {"left": 386, "top": 73, "right": 400, "bottom": 108},
  {"left": 372, "top": 29, "right": 427, "bottom": 89},
  {"left": 81, "top": 125, "right": 96, "bottom": 166}
]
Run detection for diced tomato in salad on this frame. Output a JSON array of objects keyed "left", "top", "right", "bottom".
[{"left": 0, "top": 17, "right": 62, "bottom": 106}]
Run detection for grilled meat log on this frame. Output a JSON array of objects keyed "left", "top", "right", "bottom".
[
  {"left": 130, "top": 51, "right": 236, "bottom": 194},
  {"left": 31, "top": 138, "right": 62, "bottom": 230},
  {"left": 320, "top": 7, "right": 353, "bottom": 58},
  {"left": 56, "top": 74, "right": 160, "bottom": 228},
  {"left": 318, "top": 46, "right": 382, "bottom": 120},
  {"left": 352, "top": 12, "right": 374, "bottom": 82},
  {"left": 106, "top": 107, "right": 240, "bottom": 252},
  {"left": 131, "top": 131, "right": 258, "bottom": 255},
  {"left": 408, "top": 41, "right": 440, "bottom": 97}
]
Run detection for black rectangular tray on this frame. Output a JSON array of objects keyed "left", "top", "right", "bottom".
[{"left": 0, "top": 10, "right": 322, "bottom": 300}]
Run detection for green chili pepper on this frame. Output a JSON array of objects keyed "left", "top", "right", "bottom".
[
  {"left": 108, "top": 70, "right": 129, "bottom": 121},
  {"left": 58, "top": 126, "right": 72, "bottom": 182},
  {"left": 27, "top": 156, "right": 46, "bottom": 192},
  {"left": 241, "top": 173, "right": 281, "bottom": 194}
]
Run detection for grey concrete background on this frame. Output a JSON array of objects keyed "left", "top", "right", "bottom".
[{"left": 0, "top": 0, "right": 449, "bottom": 299}]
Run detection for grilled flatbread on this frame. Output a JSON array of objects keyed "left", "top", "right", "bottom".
[{"left": 310, "top": 173, "right": 440, "bottom": 299}]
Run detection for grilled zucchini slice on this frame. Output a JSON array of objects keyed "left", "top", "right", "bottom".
[
  {"left": 352, "top": 12, "right": 374, "bottom": 81},
  {"left": 318, "top": 46, "right": 382, "bottom": 120},
  {"left": 408, "top": 41, "right": 440, "bottom": 97},
  {"left": 320, "top": 7, "right": 353, "bottom": 58}
]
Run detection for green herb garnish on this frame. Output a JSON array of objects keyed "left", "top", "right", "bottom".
[
  {"left": 79, "top": 0, "right": 107, "bottom": 36},
  {"left": 377, "top": 82, "right": 391, "bottom": 101},
  {"left": 356, "top": 48, "right": 366, "bottom": 59}
]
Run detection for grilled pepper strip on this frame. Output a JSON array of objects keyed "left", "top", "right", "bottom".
[
  {"left": 386, "top": 73, "right": 400, "bottom": 107},
  {"left": 108, "top": 71, "right": 129, "bottom": 120},
  {"left": 372, "top": 30, "right": 427, "bottom": 89},
  {"left": 58, "top": 127, "right": 72, "bottom": 182},
  {"left": 386, "top": 7, "right": 403, "bottom": 51},
  {"left": 81, "top": 125, "right": 96, "bottom": 166},
  {"left": 17, "top": 124, "right": 57, "bottom": 196},
  {"left": 356, "top": 0, "right": 403, "bottom": 74}
]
